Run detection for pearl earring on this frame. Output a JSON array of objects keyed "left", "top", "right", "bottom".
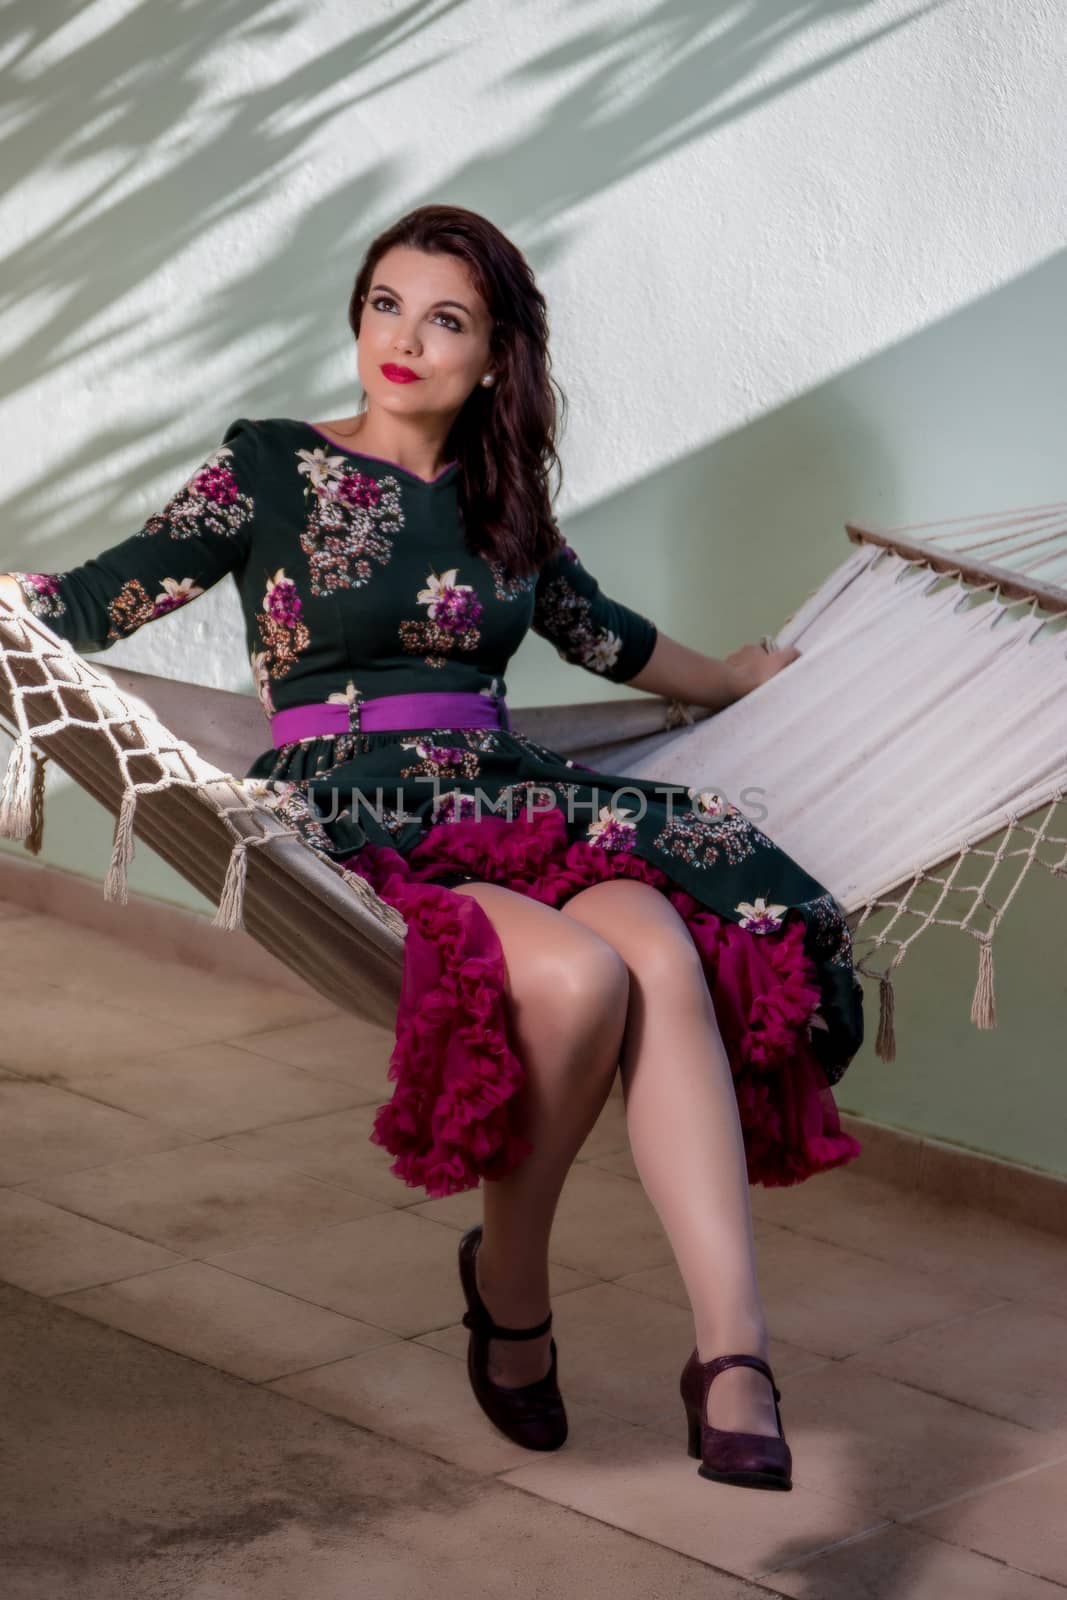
[{"left": 480, "top": 374, "right": 494, "bottom": 386}]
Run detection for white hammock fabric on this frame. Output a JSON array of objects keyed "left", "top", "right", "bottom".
[
  {"left": 3, "top": 510, "right": 1065, "bottom": 1059},
  {"left": 621, "top": 533, "right": 1067, "bottom": 1053}
]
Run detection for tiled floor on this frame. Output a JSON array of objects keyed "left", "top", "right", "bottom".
[{"left": 2, "top": 898, "right": 1066, "bottom": 1598}]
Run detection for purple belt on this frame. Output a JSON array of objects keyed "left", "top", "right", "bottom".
[{"left": 270, "top": 689, "right": 511, "bottom": 748}]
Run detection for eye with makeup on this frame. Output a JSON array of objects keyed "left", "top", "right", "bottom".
[{"left": 370, "top": 294, "right": 464, "bottom": 333}]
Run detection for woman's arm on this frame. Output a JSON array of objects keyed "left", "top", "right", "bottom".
[
  {"left": 1, "top": 419, "right": 260, "bottom": 655},
  {"left": 530, "top": 538, "right": 799, "bottom": 706},
  {"left": 531, "top": 539, "right": 659, "bottom": 685},
  {"left": 625, "top": 632, "right": 800, "bottom": 709}
]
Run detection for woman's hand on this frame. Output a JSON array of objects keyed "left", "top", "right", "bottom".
[{"left": 724, "top": 639, "right": 801, "bottom": 701}]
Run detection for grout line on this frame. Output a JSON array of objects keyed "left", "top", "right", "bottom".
[
  {"left": 757, "top": 1516, "right": 896, "bottom": 1577},
  {"left": 895, "top": 1444, "right": 1067, "bottom": 1524}
]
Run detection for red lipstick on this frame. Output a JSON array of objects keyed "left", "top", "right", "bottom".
[{"left": 381, "top": 364, "right": 421, "bottom": 383}]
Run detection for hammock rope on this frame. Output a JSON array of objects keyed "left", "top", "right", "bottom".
[
  {"left": 804, "top": 508, "right": 1067, "bottom": 1059},
  {"left": 3, "top": 505, "right": 1066, "bottom": 1062}
]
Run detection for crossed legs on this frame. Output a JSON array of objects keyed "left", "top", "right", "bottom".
[{"left": 452, "top": 876, "right": 778, "bottom": 1436}]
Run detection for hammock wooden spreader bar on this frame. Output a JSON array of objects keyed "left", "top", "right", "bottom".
[
  {"left": 3, "top": 506, "right": 1065, "bottom": 1062},
  {"left": 588, "top": 511, "right": 1067, "bottom": 1060}
]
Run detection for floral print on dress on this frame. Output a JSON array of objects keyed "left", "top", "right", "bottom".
[
  {"left": 11, "top": 572, "right": 68, "bottom": 622},
  {"left": 456, "top": 727, "right": 501, "bottom": 755},
  {"left": 398, "top": 737, "right": 482, "bottom": 782},
  {"left": 690, "top": 788, "right": 731, "bottom": 817},
  {"left": 430, "top": 789, "right": 480, "bottom": 824},
  {"left": 377, "top": 803, "right": 425, "bottom": 839},
  {"left": 105, "top": 575, "right": 206, "bottom": 641},
  {"left": 243, "top": 778, "right": 336, "bottom": 854},
  {"left": 533, "top": 545, "right": 624, "bottom": 675},
  {"left": 806, "top": 890, "right": 855, "bottom": 968},
  {"left": 140, "top": 445, "right": 255, "bottom": 542},
  {"left": 399, "top": 566, "right": 483, "bottom": 668},
  {"left": 256, "top": 567, "right": 310, "bottom": 679},
  {"left": 735, "top": 896, "right": 788, "bottom": 934},
  {"left": 586, "top": 803, "right": 640, "bottom": 850},
  {"left": 482, "top": 554, "right": 537, "bottom": 601},
  {"left": 652, "top": 806, "right": 759, "bottom": 870},
  {"left": 296, "top": 446, "right": 402, "bottom": 597}
]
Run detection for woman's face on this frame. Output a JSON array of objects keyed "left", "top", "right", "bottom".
[{"left": 356, "top": 245, "right": 494, "bottom": 423}]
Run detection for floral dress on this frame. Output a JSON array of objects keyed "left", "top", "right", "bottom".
[{"left": 11, "top": 417, "right": 865, "bottom": 1196}]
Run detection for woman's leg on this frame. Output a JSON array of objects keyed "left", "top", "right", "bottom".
[
  {"left": 451, "top": 881, "right": 630, "bottom": 1387},
  {"left": 560, "top": 877, "right": 780, "bottom": 1438}
]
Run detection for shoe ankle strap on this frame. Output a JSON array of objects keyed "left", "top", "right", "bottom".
[
  {"left": 700, "top": 1351, "right": 781, "bottom": 1401},
  {"left": 462, "top": 1307, "right": 553, "bottom": 1340}
]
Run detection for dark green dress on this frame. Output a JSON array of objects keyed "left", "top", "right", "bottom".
[{"left": 12, "top": 417, "right": 864, "bottom": 1196}]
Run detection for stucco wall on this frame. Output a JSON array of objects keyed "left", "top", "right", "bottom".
[{"left": 2, "top": 0, "right": 1064, "bottom": 1171}]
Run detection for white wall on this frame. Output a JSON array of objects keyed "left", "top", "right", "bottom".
[{"left": 2, "top": 0, "right": 1065, "bottom": 1170}]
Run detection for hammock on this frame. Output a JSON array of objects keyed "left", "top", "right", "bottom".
[{"left": 3, "top": 507, "right": 1066, "bottom": 1058}]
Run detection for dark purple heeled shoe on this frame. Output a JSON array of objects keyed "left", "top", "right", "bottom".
[
  {"left": 458, "top": 1224, "right": 568, "bottom": 1452},
  {"left": 680, "top": 1348, "right": 793, "bottom": 1490}
]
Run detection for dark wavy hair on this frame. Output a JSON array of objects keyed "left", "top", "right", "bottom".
[{"left": 347, "top": 205, "right": 566, "bottom": 579}]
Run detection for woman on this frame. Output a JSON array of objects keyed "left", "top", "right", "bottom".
[{"left": 1, "top": 203, "right": 864, "bottom": 1490}]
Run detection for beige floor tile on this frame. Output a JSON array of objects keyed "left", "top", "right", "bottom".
[
  {"left": 846, "top": 1300, "right": 1067, "bottom": 1432},
  {"left": 644, "top": 1358, "right": 1067, "bottom": 1520},
  {"left": 568, "top": 1144, "right": 776, "bottom": 1235},
  {"left": 415, "top": 1292, "right": 819, "bottom": 1446},
  {"left": 56, "top": 1260, "right": 400, "bottom": 1383},
  {"left": 269, "top": 1337, "right": 636, "bottom": 1474},
  {"left": 69, "top": 1039, "right": 372, "bottom": 1138},
  {"left": 215, "top": 1100, "right": 438, "bottom": 1209},
  {"left": 207, "top": 1208, "right": 479, "bottom": 1336},
  {"left": 575, "top": 1089, "right": 631, "bottom": 1160},
  {"left": 0, "top": 1281, "right": 36, "bottom": 1319},
  {"left": 410, "top": 1162, "right": 675, "bottom": 1281},
  {"left": 0, "top": 914, "right": 335, "bottom": 1037},
  {"left": 0, "top": 900, "right": 35, "bottom": 919},
  {"left": 19, "top": 1141, "right": 387, "bottom": 1256},
  {"left": 499, "top": 1425, "right": 883, "bottom": 1578},
  {"left": 0, "top": 1189, "right": 182, "bottom": 1296},
  {"left": 910, "top": 1454, "right": 1067, "bottom": 1587},
  {"left": 417, "top": 1278, "right": 819, "bottom": 1428},
  {"left": 583, "top": 1143, "right": 640, "bottom": 1180},
  {"left": 0, "top": 983, "right": 205, "bottom": 1079},
  {"left": 2, "top": 1284, "right": 765, "bottom": 1600},
  {"left": 394, "top": 1183, "right": 490, "bottom": 1233},
  {"left": 748, "top": 1168, "right": 1067, "bottom": 1309},
  {"left": 0, "top": 1076, "right": 196, "bottom": 1184},
  {"left": 767, "top": 1520, "right": 1067, "bottom": 1598},
  {"left": 227, "top": 1011, "right": 396, "bottom": 1092},
  {"left": 615, "top": 1227, "right": 1005, "bottom": 1359}
]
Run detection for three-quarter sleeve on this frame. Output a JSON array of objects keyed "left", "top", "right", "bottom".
[
  {"left": 9, "top": 417, "right": 260, "bottom": 654},
  {"left": 531, "top": 537, "right": 658, "bottom": 685}
]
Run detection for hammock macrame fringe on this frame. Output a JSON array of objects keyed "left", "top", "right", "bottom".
[{"left": 3, "top": 506, "right": 1066, "bottom": 1055}]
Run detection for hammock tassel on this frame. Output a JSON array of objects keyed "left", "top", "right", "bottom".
[
  {"left": 104, "top": 789, "right": 138, "bottom": 905},
  {"left": 26, "top": 747, "right": 47, "bottom": 855},
  {"left": 875, "top": 971, "right": 896, "bottom": 1062},
  {"left": 970, "top": 936, "right": 997, "bottom": 1029},
  {"left": 0, "top": 733, "right": 37, "bottom": 844},
  {"left": 214, "top": 837, "right": 249, "bottom": 931}
]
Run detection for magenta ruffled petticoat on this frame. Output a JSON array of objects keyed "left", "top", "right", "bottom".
[{"left": 341, "top": 806, "right": 862, "bottom": 1199}]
